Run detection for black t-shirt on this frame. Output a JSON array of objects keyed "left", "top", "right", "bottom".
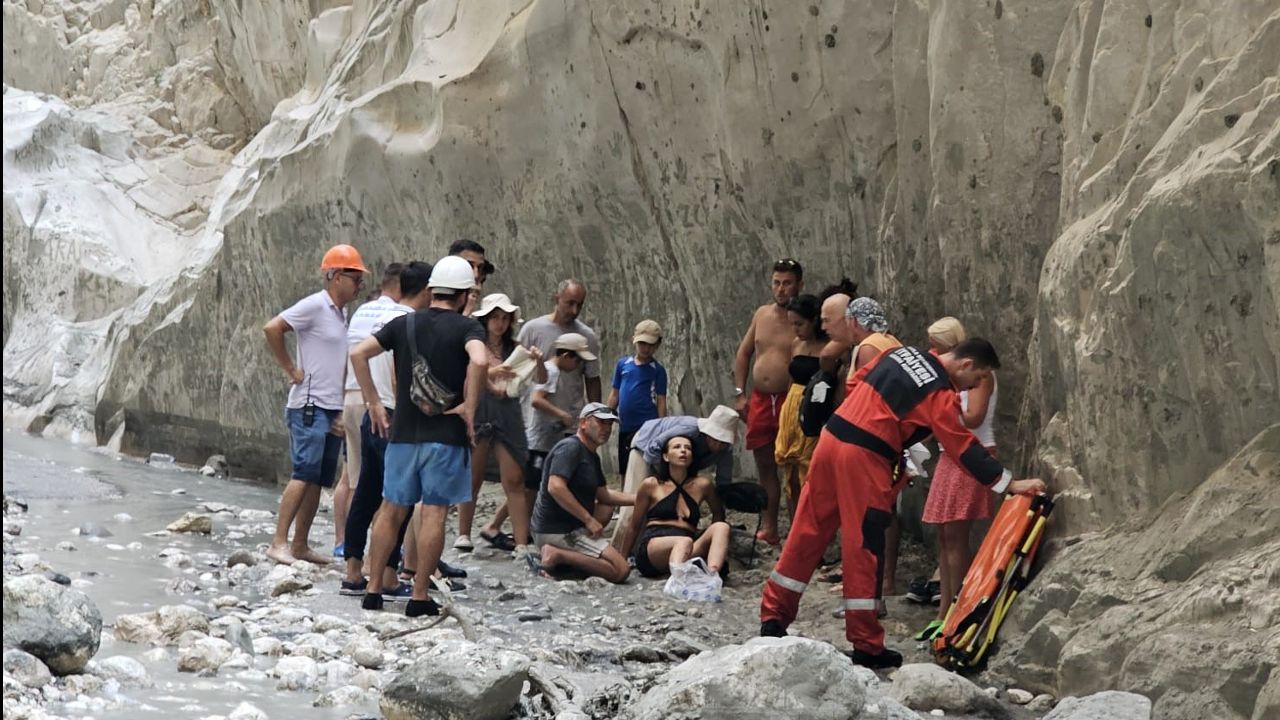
[
  {"left": 531, "top": 436, "right": 605, "bottom": 534},
  {"left": 373, "top": 307, "right": 485, "bottom": 446}
]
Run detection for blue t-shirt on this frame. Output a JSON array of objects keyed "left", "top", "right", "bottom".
[{"left": 611, "top": 356, "right": 668, "bottom": 432}]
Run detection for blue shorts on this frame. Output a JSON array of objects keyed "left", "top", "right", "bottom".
[
  {"left": 286, "top": 407, "right": 343, "bottom": 487},
  {"left": 383, "top": 442, "right": 472, "bottom": 507}
]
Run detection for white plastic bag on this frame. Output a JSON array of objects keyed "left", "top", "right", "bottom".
[
  {"left": 662, "top": 557, "right": 723, "bottom": 603},
  {"left": 904, "top": 443, "right": 932, "bottom": 479}
]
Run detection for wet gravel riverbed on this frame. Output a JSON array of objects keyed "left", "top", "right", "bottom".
[{"left": 3, "top": 431, "right": 1042, "bottom": 719}]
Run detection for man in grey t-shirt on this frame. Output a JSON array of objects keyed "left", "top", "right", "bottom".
[
  {"left": 517, "top": 279, "right": 602, "bottom": 402},
  {"left": 529, "top": 404, "right": 635, "bottom": 583}
]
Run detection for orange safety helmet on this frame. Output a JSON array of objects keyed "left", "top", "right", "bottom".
[{"left": 320, "top": 244, "right": 369, "bottom": 273}]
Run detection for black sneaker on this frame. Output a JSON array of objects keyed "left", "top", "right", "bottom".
[
  {"left": 848, "top": 647, "right": 903, "bottom": 669},
  {"left": 760, "top": 620, "right": 788, "bottom": 638},
  {"left": 901, "top": 573, "right": 931, "bottom": 602},
  {"left": 381, "top": 582, "right": 413, "bottom": 602},
  {"left": 444, "top": 577, "right": 466, "bottom": 593},
  {"left": 339, "top": 578, "right": 369, "bottom": 596},
  {"left": 361, "top": 592, "right": 384, "bottom": 611},
  {"left": 437, "top": 559, "right": 468, "bottom": 579},
  {"left": 405, "top": 598, "right": 440, "bottom": 618}
]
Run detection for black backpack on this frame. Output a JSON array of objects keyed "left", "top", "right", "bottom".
[{"left": 798, "top": 369, "right": 838, "bottom": 437}]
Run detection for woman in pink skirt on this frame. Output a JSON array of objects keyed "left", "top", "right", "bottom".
[{"left": 916, "top": 317, "right": 999, "bottom": 641}]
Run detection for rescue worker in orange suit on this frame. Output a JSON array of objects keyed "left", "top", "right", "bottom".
[{"left": 759, "top": 332, "right": 1046, "bottom": 669}]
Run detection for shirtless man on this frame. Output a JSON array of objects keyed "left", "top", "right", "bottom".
[{"left": 733, "top": 258, "right": 803, "bottom": 544}]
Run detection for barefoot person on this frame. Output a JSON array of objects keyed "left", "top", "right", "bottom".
[
  {"left": 262, "top": 244, "right": 369, "bottom": 565},
  {"left": 617, "top": 435, "right": 731, "bottom": 578},
  {"left": 529, "top": 403, "right": 636, "bottom": 583},
  {"left": 733, "top": 258, "right": 803, "bottom": 545},
  {"left": 760, "top": 338, "right": 1046, "bottom": 669}
]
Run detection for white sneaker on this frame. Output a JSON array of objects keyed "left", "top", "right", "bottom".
[{"left": 453, "top": 535, "right": 474, "bottom": 551}]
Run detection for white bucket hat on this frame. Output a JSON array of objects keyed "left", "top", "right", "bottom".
[
  {"left": 697, "top": 405, "right": 740, "bottom": 444},
  {"left": 473, "top": 293, "right": 521, "bottom": 320}
]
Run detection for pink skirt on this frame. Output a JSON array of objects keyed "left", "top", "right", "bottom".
[{"left": 922, "top": 448, "right": 996, "bottom": 524}]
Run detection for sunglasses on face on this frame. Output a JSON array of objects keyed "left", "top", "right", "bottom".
[{"left": 341, "top": 271, "right": 365, "bottom": 285}]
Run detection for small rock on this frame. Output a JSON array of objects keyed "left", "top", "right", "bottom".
[
  {"left": 93, "top": 655, "right": 151, "bottom": 687},
  {"left": 349, "top": 668, "right": 382, "bottom": 690},
  {"left": 496, "top": 589, "right": 526, "bottom": 602},
  {"left": 114, "top": 605, "right": 209, "bottom": 645},
  {"left": 142, "top": 648, "right": 169, "bottom": 663},
  {"left": 226, "top": 549, "right": 257, "bottom": 568},
  {"left": 479, "top": 576, "right": 505, "bottom": 590},
  {"left": 930, "top": 711, "right": 945, "bottom": 717},
  {"left": 274, "top": 655, "right": 320, "bottom": 691},
  {"left": 62, "top": 672, "right": 104, "bottom": 695},
  {"left": 252, "top": 637, "right": 283, "bottom": 656},
  {"left": 312, "top": 614, "right": 348, "bottom": 633},
  {"left": 177, "top": 636, "right": 233, "bottom": 673},
  {"left": 663, "top": 631, "right": 710, "bottom": 659},
  {"left": 1028, "top": 693, "right": 1057, "bottom": 713},
  {"left": 515, "top": 604, "right": 552, "bottom": 622},
  {"left": 76, "top": 522, "right": 113, "bottom": 538},
  {"left": 227, "top": 700, "right": 267, "bottom": 720},
  {"left": 167, "top": 513, "right": 213, "bottom": 534},
  {"left": 166, "top": 577, "right": 200, "bottom": 595},
  {"left": 314, "top": 685, "right": 367, "bottom": 708},
  {"left": 889, "top": 663, "right": 1008, "bottom": 718},
  {"left": 4, "top": 649, "right": 54, "bottom": 688},
  {"left": 148, "top": 452, "right": 176, "bottom": 465},
  {"left": 113, "top": 513, "right": 133, "bottom": 523},
  {"left": 43, "top": 570, "right": 71, "bottom": 586},
  {"left": 212, "top": 595, "right": 242, "bottom": 610},
  {"left": 237, "top": 509, "right": 274, "bottom": 521},
  {"left": 620, "top": 644, "right": 666, "bottom": 663},
  {"left": 352, "top": 645, "right": 384, "bottom": 669},
  {"left": 202, "top": 455, "right": 230, "bottom": 477},
  {"left": 56, "top": 541, "right": 78, "bottom": 552},
  {"left": 1008, "top": 688, "right": 1034, "bottom": 704},
  {"left": 582, "top": 576, "right": 610, "bottom": 591},
  {"left": 223, "top": 619, "right": 254, "bottom": 656},
  {"left": 271, "top": 576, "right": 313, "bottom": 596}
]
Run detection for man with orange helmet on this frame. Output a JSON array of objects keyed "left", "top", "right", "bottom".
[
  {"left": 759, "top": 329, "right": 1046, "bottom": 669},
  {"left": 262, "top": 244, "right": 369, "bottom": 565}
]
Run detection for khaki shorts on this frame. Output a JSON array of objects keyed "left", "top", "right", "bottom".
[
  {"left": 342, "top": 390, "right": 365, "bottom": 487},
  {"left": 534, "top": 529, "right": 610, "bottom": 559}
]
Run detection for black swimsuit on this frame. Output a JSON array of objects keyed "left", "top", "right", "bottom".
[{"left": 633, "top": 479, "right": 700, "bottom": 578}]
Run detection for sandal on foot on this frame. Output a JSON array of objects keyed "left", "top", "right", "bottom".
[
  {"left": 913, "top": 619, "right": 944, "bottom": 642},
  {"left": 524, "top": 552, "right": 553, "bottom": 579},
  {"left": 480, "top": 529, "right": 516, "bottom": 552}
]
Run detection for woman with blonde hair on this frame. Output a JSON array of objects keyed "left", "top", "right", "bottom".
[{"left": 915, "top": 316, "right": 1000, "bottom": 641}]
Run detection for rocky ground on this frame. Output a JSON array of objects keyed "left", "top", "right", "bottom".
[{"left": 1, "top": 435, "right": 1152, "bottom": 720}]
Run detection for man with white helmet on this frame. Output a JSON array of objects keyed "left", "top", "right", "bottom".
[
  {"left": 349, "top": 255, "right": 488, "bottom": 617},
  {"left": 263, "top": 244, "right": 369, "bottom": 566}
]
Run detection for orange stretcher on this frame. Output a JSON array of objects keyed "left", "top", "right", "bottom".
[{"left": 932, "top": 492, "right": 1054, "bottom": 671}]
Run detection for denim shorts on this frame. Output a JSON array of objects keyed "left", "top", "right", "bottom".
[
  {"left": 286, "top": 407, "right": 343, "bottom": 487},
  {"left": 383, "top": 442, "right": 472, "bottom": 507}
]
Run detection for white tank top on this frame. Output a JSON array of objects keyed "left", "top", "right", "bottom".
[{"left": 960, "top": 374, "right": 998, "bottom": 447}]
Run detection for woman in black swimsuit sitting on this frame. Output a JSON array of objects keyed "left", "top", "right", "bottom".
[{"left": 618, "top": 435, "right": 730, "bottom": 578}]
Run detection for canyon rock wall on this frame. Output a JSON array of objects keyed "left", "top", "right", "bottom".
[{"left": 2, "top": 1, "right": 1277, "bottom": 715}]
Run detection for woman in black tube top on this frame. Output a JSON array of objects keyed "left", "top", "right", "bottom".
[
  {"left": 617, "top": 435, "right": 730, "bottom": 578},
  {"left": 774, "top": 294, "right": 828, "bottom": 521}
]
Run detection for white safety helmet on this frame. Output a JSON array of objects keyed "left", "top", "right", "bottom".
[{"left": 428, "top": 255, "right": 477, "bottom": 293}]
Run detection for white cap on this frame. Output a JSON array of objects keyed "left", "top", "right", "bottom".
[
  {"left": 579, "top": 402, "right": 619, "bottom": 421},
  {"left": 553, "top": 333, "right": 597, "bottom": 361}
]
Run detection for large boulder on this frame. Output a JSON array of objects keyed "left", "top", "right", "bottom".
[
  {"left": 626, "top": 637, "right": 871, "bottom": 720},
  {"left": 888, "top": 664, "right": 1008, "bottom": 718},
  {"left": 380, "top": 641, "right": 529, "bottom": 720},
  {"left": 2, "top": 574, "right": 102, "bottom": 675}
]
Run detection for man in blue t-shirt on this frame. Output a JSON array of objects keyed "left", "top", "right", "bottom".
[{"left": 607, "top": 319, "right": 668, "bottom": 476}]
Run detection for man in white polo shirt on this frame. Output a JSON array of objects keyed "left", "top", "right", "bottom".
[
  {"left": 335, "top": 263, "right": 405, "bottom": 555},
  {"left": 262, "top": 244, "right": 368, "bottom": 565}
]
